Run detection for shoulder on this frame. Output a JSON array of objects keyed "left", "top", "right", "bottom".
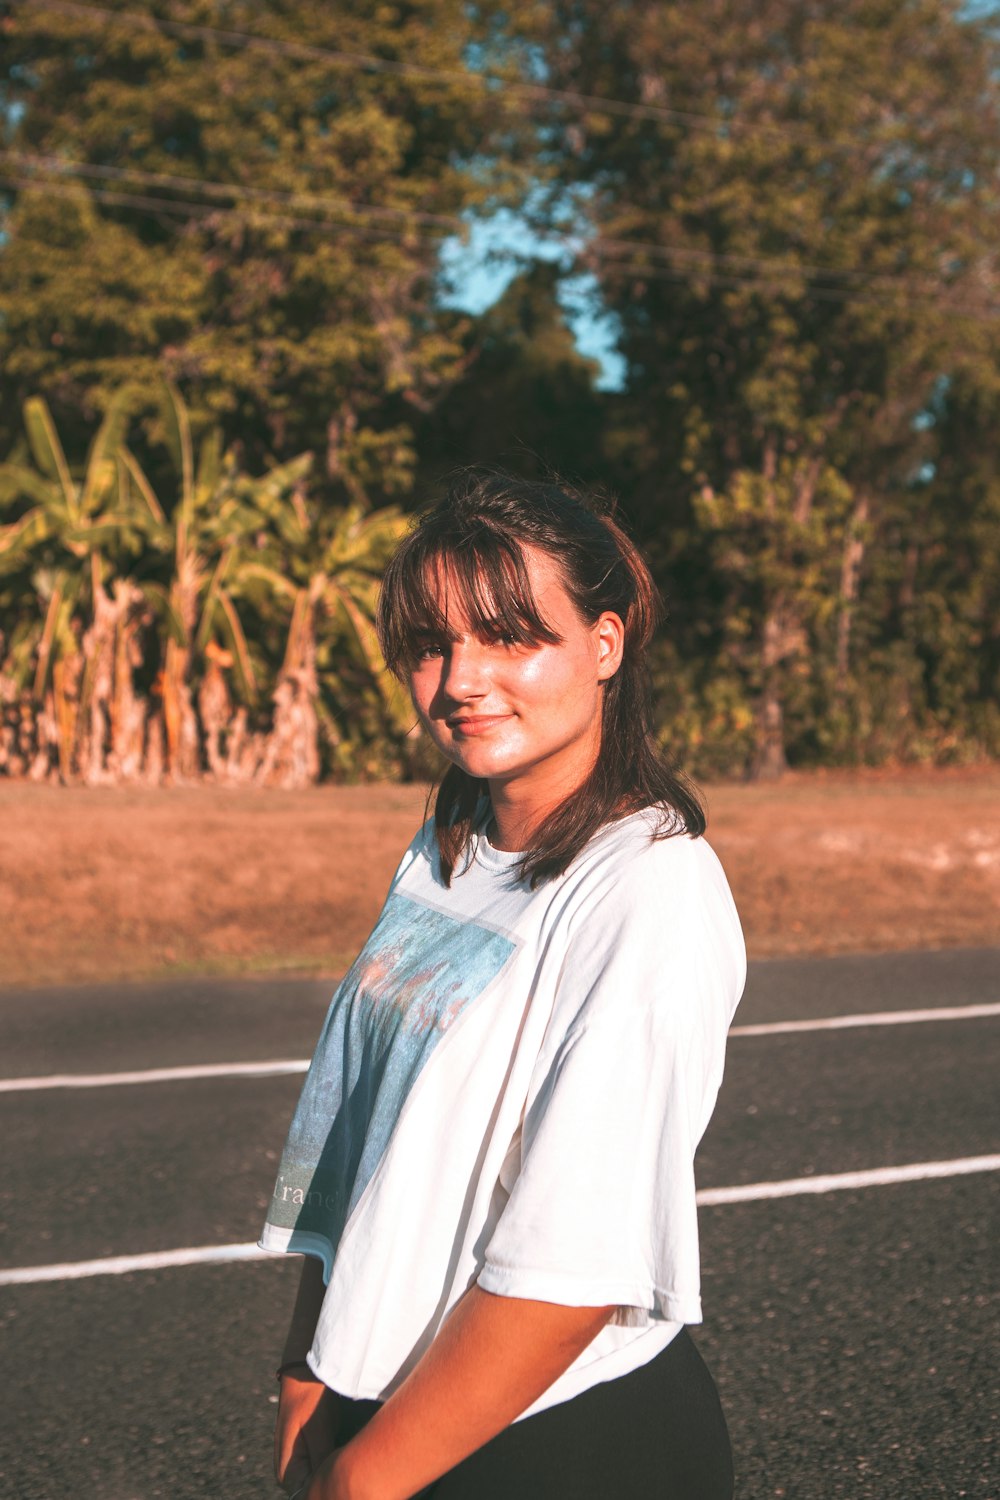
[
  {"left": 390, "top": 818, "right": 439, "bottom": 887},
  {"left": 569, "top": 810, "right": 732, "bottom": 911},
  {"left": 555, "top": 814, "right": 745, "bottom": 996},
  {"left": 546, "top": 821, "right": 746, "bottom": 1043}
]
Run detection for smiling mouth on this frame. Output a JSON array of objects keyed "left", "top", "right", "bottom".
[{"left": 446, "top": 714, "right": 513, "bottom": 736}]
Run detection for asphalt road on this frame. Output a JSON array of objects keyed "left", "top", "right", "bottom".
[{"left": 1, "top": 949, "right": 997, "bottom": 1500}]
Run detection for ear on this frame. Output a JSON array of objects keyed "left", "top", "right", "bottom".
[{"left": 595, "top": 611, "right": 625, "bottom": 682}]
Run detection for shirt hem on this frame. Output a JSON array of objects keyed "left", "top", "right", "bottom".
[
  {"left": 515, "top": 1320, "right": 684, "bottom": 1420},
  {"left": 477, "top": 1262, "right": 702, "bottom": 1326},
  {"left": 257, "top": 1227, "right": 334, "bottom": 1283},
  {"left": 307, "top": 1318, "right": 687, "bottom": 1422}
]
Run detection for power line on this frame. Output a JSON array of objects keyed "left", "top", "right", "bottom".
[
  {"left": 0, "top": 150, "right": 467, "bottom": 234},
  {"left": 15, "top": 0, "right": 875, "bottom": 149},
  {"left": 0, "top": 175, "right": 450, "bottom": 249},
  {"left": 594, "top": 255, "right": 1000, "bottom": 320},
  {"left": 585, "top": 235, "right": 977, "bottom": 299},
  {"left": 6, "top": 5, "right": 994, "bottom": 297},
  {"left": 6, "top": 171, "right": 999, "bottom": 320},
  {"left": 5, "top": 151, "right": 994, "bottom": 305}
]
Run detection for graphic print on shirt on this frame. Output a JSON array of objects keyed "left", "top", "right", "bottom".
[{"left": 264, "top": 892, "right": 517, "bottom": 1254}]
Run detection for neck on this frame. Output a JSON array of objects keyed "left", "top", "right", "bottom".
[{"left": 487, "top": 760, "right": 594, "bottom": 852}]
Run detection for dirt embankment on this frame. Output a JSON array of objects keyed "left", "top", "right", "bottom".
[{"left": 1, "top": 768, "right": 997, "bottom": 988}]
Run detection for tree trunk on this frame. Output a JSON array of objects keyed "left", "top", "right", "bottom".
[
  {"left": 899, "top": 540, "right": 919, "bottom": 613},
  {"left": 144, "top": 710, "right": 166, "bottom": 785},
  {"left": 163, "top": 569, "right": 202, "bottom": 782},
  {"left": 261, "top": 665, "right": 321, "bottom": 788},
  {"left": 261, "top": 603, "right": 321, "bottom": 788},
  {"left": 224, "top": 706, "right": 269, "bottom": 785},
  {"left": 792, "top": 455, "right": 823, "bottom": 526},
  {"left": 836, "top": 493, "right": 870, "bottom": 687},
  {"left": 80, "top": 582, "right": 117, "bottom": 786},
  {"left": 197, "top": 644, "right": 233, "bottom": 779},
  {"left": 28, "top": 696, "right": 58, "bottom": 781},
  {"left": 109, "top": 581, "right": 149, "bottom": 781},
  {"left": 752, "top": 679, "right": 788, "bottom": 780},
  {"left": 163, "top": 637, "right": 201, "bottom": 781},
  {"left": 0, "top": 664, "right": 18, "bottom": 777},
  {"left": 52, "top": 652, "right": 83, "bottom": 782},
  {"left": 80, "top": 579, "right": 150, "bottom": 785},
  {"left": 750, "top": 600, "right": 805, "bottom": 780}
]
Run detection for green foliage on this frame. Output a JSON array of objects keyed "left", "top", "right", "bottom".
[
  {"left": 521, "top": 0, "right": 1000, "bottom": 773},
  {"left": 2, "top": 1, "right": 999, "bottom": 777},
  {"left": 0, "top": 383, "right": 411, "bottom": 780},
  {"left": 0, "top": 0, "right": 523, "bottom": 480},
  {"left": 414, "top": 262, "right": 607, "bottom": 487}
]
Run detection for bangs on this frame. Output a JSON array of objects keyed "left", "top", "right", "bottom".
[{"left": 378, "top": 529, "right": 563, "bottom": 674}]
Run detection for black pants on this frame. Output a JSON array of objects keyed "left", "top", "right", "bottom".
[{"left": 334, "top": 1327, "right": 733, "bottom": 1499}]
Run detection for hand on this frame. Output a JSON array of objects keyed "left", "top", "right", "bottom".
[
  {"left": 275, "top": 1370, "right": 342, "bottom": 1497},
  {"left": 297, "top": 1447, "right": 373, "bottom": 1500},
  {"left": 299, "top": 1289, "right": 616, "bottom": 1500}
]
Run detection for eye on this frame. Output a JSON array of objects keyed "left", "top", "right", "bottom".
[
  {"left": 481, "top": 623, "right": 523, "bottom": 648},
  {"left": 412, "top": 638, "right": 444, "bottom": 662}
]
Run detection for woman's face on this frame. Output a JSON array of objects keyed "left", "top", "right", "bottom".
[{"left": 407, "top": 546, "right": 624, "bottom": 812}]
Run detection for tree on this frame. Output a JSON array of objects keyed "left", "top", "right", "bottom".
[
  {"left": 414, "top": 261, "right": 607, "bottom": 489},
  {"left": 526, "top": 0, "right": 1000, "bottom": 772},
  {"left": 0, "top": 387, "right": 163, "bottom": 779},
  {"left": 893, "top": 367, "right": 1000, "bottom": 760},
  {"left": 0, "top": 0, "right": 523, "bottom": 484},
  {"left": 0, "top": 380, "right": 411, "bottom": 782},
  {"left": 238, "top": 482, "right": 411, "bottom": 784}
]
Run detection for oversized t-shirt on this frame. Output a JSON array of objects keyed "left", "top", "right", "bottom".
[{"left": 258, "top": 810, "right": 746, "bottom": 1418}]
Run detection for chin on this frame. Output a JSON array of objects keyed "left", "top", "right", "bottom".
[
  {"left": 447, "top": 751, "right": 514, "bottom": 780},
  {"left": 439, "top": 740, "right": 523, "bottom": 780}
]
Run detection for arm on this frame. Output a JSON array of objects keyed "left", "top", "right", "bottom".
[
  {"left": 309, "top": 1285, "right": 615, "bottom": 1500},
  {"left": 282, "top": 1253, "right": 328, "bottom": 1367},
  {"left": 275, "top": 1257, "right": 342, "bottom": 1495}
]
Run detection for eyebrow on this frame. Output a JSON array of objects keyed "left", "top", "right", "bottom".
[
  {"left": 409, "top": 615, "right": 540, "bottom": 643},
  {"left": 382, "top": 537, "right": 564, "bottom": 673}
]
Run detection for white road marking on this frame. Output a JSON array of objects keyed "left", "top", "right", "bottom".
[
  {"left": 0, "top": 1242, "right": 265, "bottom": 1284},
  {"left": 2, "top": 1002, "right": 998, "bottom": 1095},
  {"left": 0, "top": 1059, "right": 310, "bottom": 1093},
  {"left": 3, "top": 1154, "right": 998, "bottom": 1286},
  {"left": 696, "top": 1153, "right": 1000, "bottom": 1206},
  {"left": 729, "top": 1002, "right": 1000, "bottom": 1037}
]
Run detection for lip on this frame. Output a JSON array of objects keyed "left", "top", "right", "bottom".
[{"left": 446, "top": 714, "right": 513, "bottom": 736}]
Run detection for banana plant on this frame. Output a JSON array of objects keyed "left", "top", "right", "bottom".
[
  {"left": 238, "top": 483, "right": 411, "bottom": 778},
  {"left": 0, "top": 389, "right": 165, "bottom": 777},
  {"left": 1, "top": 379, "right": 412, "bottom": 783},
  {"left": 120, "top": 381, "right": 313, "bottom": 778}
]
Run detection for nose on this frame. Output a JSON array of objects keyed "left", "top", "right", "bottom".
[{"left": 440, "top": 639, "right": 491, "bottom": 702}]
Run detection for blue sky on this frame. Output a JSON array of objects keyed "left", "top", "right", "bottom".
[{"left": 437, "top": 209, "right": 627, "bottom": 391}]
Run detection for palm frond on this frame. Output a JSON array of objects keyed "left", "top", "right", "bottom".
[
  {"left": 0, "top": 508, "right": 51, "bottom": 574},
  {"left": 136, "top": 582, "right": 187, "bottom": 645},
  {"left": 0, "top": 465, "right": 59, "bottom": 511},
  {"left": 23, "top": 397, "right": 75, "bottom": 515},
  {"left": 195, "top": 428, "right": 224, "bottom": 503},
  {"left": 32, "top": 581, "right": 64, "bottom": 699},
  {"left": 159, "top": 380, "right": 195, "bottom": 519},
  {"left": 237, "top": 562, "right": 300, "bottom": 604},
  {"left": 118, "top": 447, "right": 166, "bottom": 526},
  {"left": 214, "top": 590, "right": 258, "bottom": 702},
  {"left": 82, "top": 387, "right": 135, "bottom": 514}
]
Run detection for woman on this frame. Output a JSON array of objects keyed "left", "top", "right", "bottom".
[{"left": 260, "top": 471, "right": 746, "bottom": 1500}]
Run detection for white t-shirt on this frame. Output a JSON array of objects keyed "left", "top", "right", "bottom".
[{"left": 259, "top": 810, "right": 746, "bottom": 1418}]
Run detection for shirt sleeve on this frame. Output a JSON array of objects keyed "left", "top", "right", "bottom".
[{"left": 477, "top": 834, "right": 746, "bottom": 1327}]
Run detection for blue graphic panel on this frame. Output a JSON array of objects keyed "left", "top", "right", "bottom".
[{"left": 264, "top": 894, "right": 516, "bottom": 1250}]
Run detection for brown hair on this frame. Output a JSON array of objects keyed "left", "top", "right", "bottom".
[{"left": 376, "top": 470, "right": 705, "bottom": 885}]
